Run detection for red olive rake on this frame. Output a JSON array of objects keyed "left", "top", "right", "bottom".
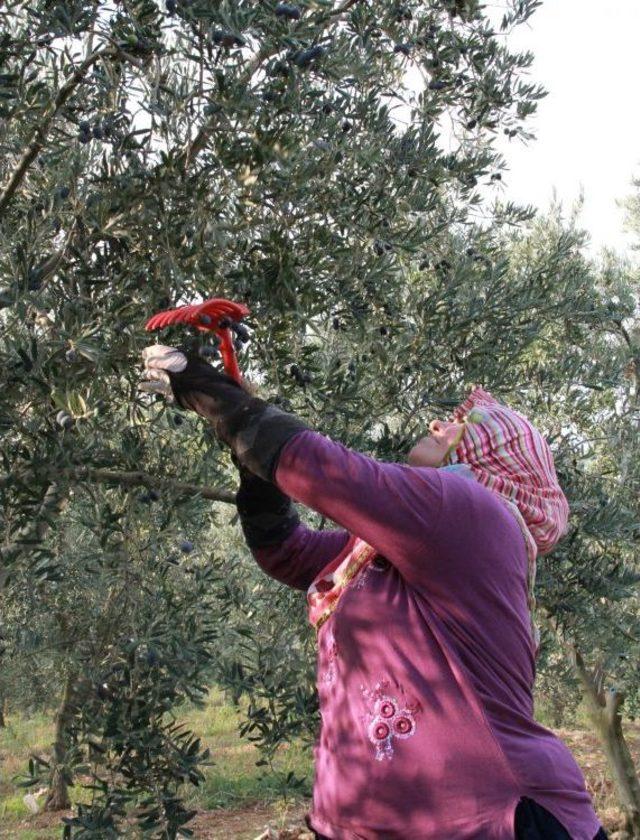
[{"left": 145, "top": 298, "right": 250, "bottom": 385}]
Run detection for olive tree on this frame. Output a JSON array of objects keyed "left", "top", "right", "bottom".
[{"left": 0, "top": 0, "right": 554, "bottom": 834}]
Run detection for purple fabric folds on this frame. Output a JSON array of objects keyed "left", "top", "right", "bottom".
[{"left": 251, "top": 431, "right": 601, "bottom": 840}]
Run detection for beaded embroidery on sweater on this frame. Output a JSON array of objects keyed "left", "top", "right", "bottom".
[{"left": 360, "top": 680, "right": 420, "bottom": 762}]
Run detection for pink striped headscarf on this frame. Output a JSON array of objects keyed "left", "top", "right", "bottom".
[{"left": 443, "top": 386, "right": 570, "bottom": 559}]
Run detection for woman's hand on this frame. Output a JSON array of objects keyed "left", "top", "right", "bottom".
[
  {"left": 140, "top": 344, "right": 245, "bottom": 406},
  {"left": 139, "top": 345, "right": 189, "bottom": 401},
  {"left": 138, "top": 344, "right": 309, "bottom": 481}
]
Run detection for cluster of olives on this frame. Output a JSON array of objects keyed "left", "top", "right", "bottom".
[
  {"left": 138, "top": 489, "right": 160, "bottom": 504},
  {"left": 289, "top": 363, "right": 312, "bottom": 386},
  {"left": 197, "top": 317, "right": 251, "bottom": 360},
  {"left": 434, "top": 258, "right": 452, "bottom": 275},
  {"left": 394, "top": 43, "right": 412, "bottom": 57},
  {"left": 289, "top": 45, "right": 324, "bottom": 68},
  {"left": 77, "top": 120, "right": 108, "bottom": 144}
]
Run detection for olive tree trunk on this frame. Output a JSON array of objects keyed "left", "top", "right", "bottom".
[
  {"left": 571, "top": 646, "right": 640, "bottom": 837},
  {"left": 44, "top": 670, "right": 77, "bottom": 812}
]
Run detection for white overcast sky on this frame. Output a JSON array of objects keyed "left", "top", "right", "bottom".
[{"left": 494, "top": 0, "right": 640, "bottom": 257}]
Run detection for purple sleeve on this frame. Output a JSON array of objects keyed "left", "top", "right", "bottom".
[
  {"left": 273, "top": 430, "right": 443, "bottom": 589},
  {"left": 253, "top": 522, "right": 350, "bottom": 592}
]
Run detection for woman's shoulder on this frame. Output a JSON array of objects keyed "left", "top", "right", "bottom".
[{"left": 436, "top": 465, "right": 528, "bottom": 553}]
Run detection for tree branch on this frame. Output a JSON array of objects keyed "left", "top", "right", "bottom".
[
  {"left": 605, "top": 686, "right": 626, "bottom": 724},
  {"left": 64, "top": 466, "right": 236, "bottom": 504},
  {"left": 0, "top": 46, "right": 115, "bottom": 217}
]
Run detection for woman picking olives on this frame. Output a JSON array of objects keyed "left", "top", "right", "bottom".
[{"left": 140, "top": 345, "right": 608, "bottom": 840}]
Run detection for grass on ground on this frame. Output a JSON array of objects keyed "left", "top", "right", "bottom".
[{"left": 0, "top": 689, "right": 312, "bottom": 839}]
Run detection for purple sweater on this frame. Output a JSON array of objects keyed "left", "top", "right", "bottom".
[{"left": 253, "top": 431, "right": 601, "bottom": 840}]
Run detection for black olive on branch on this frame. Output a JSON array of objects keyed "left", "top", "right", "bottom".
[
  {"left": 394, "top": 5, "right": 412, "bottom": 21},
  {"left": 56, "top": 411, "right": 74, "bottom": 430},
  {"left": 212, "top": 30, "right": 245, "bottom": 48},
  {"left": 275, "top": 3, "right": 301, "bottom": 20},
  {"left": 394, "top": 43, "right": 412, "bottom": 56},
  {"left": 232, "top": 322, "right": 250, "bottom": 342},
  {"left": 291, "top": 45, "right": 325, "bottom": 68},
  {"left": 198, "top": 345, "right": 219, "bottom": 360}
]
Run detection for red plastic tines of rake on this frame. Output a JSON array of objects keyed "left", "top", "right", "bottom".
[{"left": 145, "top": 298, "right": 250, "bottom": 385}]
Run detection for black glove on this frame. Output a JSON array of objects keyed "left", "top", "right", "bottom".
[
  {"left": 233, "top": 456, "right": 301, "bottom": 550},
  {"left": 165, "top": 353, "right": 309, "bottom": 482}
]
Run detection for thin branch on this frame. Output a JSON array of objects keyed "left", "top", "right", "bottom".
[
  {"left": 567, "top": 642, "right": 604, "bottom": 710},
  {"left": 612, "top": 318, "right": 635, "bottom": 351},
  {"left": 64, "top": 466, "right": 235, "bottom": 504}
]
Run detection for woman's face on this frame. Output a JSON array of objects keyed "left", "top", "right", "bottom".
[{"left": 407, "top": 420, "right": 463, "bottom": 468}]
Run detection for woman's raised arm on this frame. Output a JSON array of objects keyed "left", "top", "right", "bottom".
[
  {"left": 273, "top": 430, "right": 444, "bottom": 584},
  {"left": 235, "top": 464, "right": 350, "bottom": 591}
]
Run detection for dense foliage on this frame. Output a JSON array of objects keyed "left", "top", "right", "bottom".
[{"left": 1, "top": 0, "right": 638, "bottom": 835}]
